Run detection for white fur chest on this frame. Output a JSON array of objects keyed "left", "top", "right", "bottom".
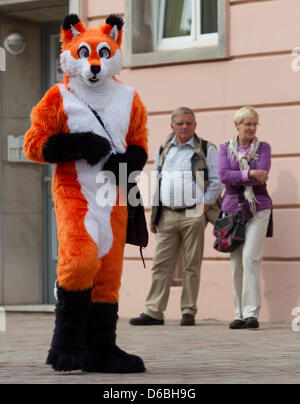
[
  {"left": 57, "top": 80, "right": 134, "bottom": 259},
  {"left": 58, "top": 79, "right": 134, "bottom": 153}
]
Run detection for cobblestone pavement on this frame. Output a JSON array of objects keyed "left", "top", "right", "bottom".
[{"left": 0, "top": 313, "right": 299, "bottom": 384}]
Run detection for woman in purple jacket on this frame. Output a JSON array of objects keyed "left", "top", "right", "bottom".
[{"left": 218, "top": 106, "right": 272, "bottom": 330}]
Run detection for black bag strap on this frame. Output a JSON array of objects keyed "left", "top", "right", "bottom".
[
  {"left": 201, "top": 139, "right": 208, "bottom": 157},
  {"left": 88, "top": 106, "right": 118, "bottom": 151},
  {"left": 238, "top": 186, "right": 245, "bottom": 205},
  {"left": 140, "top": 246, "right": 146, "bottom": 269}
]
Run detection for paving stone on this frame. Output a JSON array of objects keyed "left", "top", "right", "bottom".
[{"left": 0, "top": 313, "right": 299, "bottom": 384}]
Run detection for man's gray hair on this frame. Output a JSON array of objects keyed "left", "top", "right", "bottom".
[{"left": 171, "top": 107, "right": 196, "bottom": 123}]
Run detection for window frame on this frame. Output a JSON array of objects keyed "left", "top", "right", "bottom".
[
  {"left": 125, "top": 0, "right": 229, "bottom": 68},
  {"left": 157, "top": 0, "right": 218, "bottom": 51}
]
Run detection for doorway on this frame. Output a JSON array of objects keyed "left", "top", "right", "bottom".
[{"left": 42, "top": 22, "right": 63, "bottom": 303}]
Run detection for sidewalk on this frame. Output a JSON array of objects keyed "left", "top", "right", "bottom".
[{"left": 0, "top": 312, "right": 299, "bottom": 384}]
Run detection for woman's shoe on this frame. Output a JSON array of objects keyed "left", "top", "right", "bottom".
[
  {"left": 229, "top": 319, "right": 246, "bottom": 329},
  {"left": 245, "top": 317, "right": 259, "bottom": 329}
]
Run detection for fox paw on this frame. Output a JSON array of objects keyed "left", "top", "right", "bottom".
[
  {"left": 85, "top": 346, "right": 146, "bottom": 373},
  {"left": 46, "top": 347, "right": 91, "bottom": 372}
]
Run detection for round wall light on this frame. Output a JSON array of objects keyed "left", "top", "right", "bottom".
[{"left": 4, "top": 33, "right": 26, "bottom": 56}]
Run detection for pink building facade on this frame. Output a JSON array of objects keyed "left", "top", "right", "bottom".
[{"left": 84, "top": 0, "right": 300, "bottom": 323}]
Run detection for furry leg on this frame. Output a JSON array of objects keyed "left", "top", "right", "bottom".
[
  {"left": 46, "top": 285, "right": 92, "bottom": 372},
  {"left": 85, "top": 302, "right": 145, "bottom": 373}
]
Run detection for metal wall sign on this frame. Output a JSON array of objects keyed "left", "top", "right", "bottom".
[{"left": 7, "top": 135, "right": 28, "bottom": 162}]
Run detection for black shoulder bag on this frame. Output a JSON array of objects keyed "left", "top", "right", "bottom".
[
  {"left": 213, "top": 188, "right": 246, "bottom": 253},
  {"left": 126, "top": 183, "right": 149, "bottom": 267}
]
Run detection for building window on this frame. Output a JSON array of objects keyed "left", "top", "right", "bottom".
[
  {"left": 158, "top": 0, "right": 218, "bottom": 51},
  {"left": 125, "top": 0, "right": 228, "bottom": 67}
]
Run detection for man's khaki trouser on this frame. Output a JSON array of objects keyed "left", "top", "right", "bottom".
[{"left": 145, "top": 207, "right": 206, "bottom": 320}]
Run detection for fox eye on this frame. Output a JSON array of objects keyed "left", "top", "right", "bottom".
[
  {"left": 78, "top": 46, "right": 90, "bottom": 58},
  {"left": 99, "top": 47, "right": 110, "bottom": 59}
]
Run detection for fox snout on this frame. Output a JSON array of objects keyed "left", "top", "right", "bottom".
[
  {"left": 89, "top": 65, "right": 101, "bottom": 83},
  {"left": 91, "top": 65, "right": 101, "bottom": 75}
]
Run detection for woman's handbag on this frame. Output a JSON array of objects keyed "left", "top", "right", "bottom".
[{"left": 213, "top": 190, "right": 246, "bottom": 253}]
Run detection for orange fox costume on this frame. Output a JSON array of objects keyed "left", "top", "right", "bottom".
[{"left": 24, "top": 14, "right": 148, "bottom": 373}]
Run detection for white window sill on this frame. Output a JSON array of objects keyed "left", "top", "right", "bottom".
[
  {"left": 157, "top": 33, "right": 219, "bottom": 51},
  {"left": 125, "top": 42, "right": 227, "bottom": 68}
]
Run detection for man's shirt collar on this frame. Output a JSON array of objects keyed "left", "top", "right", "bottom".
[{"left": 170, "top": 135, "right": 195, "bottom": 148}]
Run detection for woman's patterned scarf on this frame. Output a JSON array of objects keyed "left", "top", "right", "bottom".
[{"left": 227, "top": 136, "right": 260, "bottom": 215}]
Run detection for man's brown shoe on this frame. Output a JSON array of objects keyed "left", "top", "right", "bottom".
[
  {"left": 129, "top": 313, "right": 164, "bottom": 326},
  {"left": 180, "top": 313, "right": 195, "bottom": 326}
]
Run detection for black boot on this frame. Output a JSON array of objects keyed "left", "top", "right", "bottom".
[
  {"left": 86, "top": 302, "right": 146, "bottom": 373},
  {"left": 46, "top": 286, "right": 92, "bottom": 371}
]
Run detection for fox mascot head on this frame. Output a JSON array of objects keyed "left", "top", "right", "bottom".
[{"left": 60, "top": 14, "right": 124, "bottom": 87}]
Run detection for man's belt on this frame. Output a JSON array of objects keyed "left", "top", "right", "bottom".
[{"left": 163, "top": 204, "right": 197, "bottom": 213}]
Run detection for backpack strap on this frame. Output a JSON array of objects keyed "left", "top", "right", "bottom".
[{"left": 201, "top": 139, "right": 208, "bottom": 157}]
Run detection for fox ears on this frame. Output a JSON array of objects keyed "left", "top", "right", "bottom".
[
  {"left": 61, "top": 14, "right": 124, "bottom": 45},
  {"left": 101, "top": 14, "right": 124, "bottom": 44}
]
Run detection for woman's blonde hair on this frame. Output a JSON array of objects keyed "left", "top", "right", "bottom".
[{"left": 234, "top": 106, "right": 259, "bottom": 125}]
